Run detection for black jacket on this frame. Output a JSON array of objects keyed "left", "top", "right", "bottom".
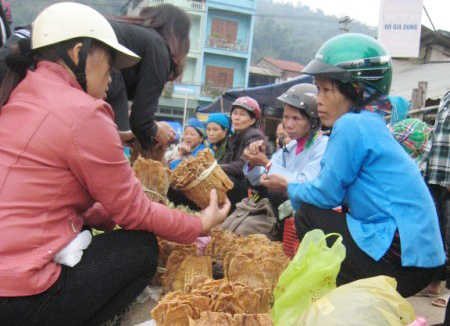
[
  {"left": 0, "top": 21, "right": 170, "bottom": 149},
  {"left": 0, "top": 27, "right": 28, "bottom": 85},
  {"left": 107, "top": 21, "right": 172, "bottom": 148},
  {"left": 221, "top": 127, "right": 268, "bottom": 178}
]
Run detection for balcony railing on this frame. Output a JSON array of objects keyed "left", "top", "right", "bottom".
[
  {"left": 201, "top": 84, "right": 227, "bottom": 97},
  {"left": 205, "top": 36, "right": 248, "bottom": 53}
]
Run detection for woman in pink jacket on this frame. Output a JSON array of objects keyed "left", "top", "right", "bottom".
[{"left": 0, "top": 3, "right": 230, "bottom": 325}]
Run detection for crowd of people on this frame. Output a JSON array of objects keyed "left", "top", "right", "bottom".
[{"left": 0, "top": 2, "right": 448, "bottom": 325}]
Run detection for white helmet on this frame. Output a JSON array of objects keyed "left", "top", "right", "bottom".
[{"left": 32, "top": 2, "right": 140, "bottom": 70}]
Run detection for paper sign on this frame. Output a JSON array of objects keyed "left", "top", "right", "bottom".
[{"left": 378, "top": 0, "right": 424, "bottom": 58}]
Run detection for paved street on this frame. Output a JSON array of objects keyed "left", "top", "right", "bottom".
[{"left": 120, "top": 287, "right": 448, "bottom": 326}]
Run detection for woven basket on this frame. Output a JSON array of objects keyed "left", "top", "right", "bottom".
[
  {"left": 132, "top": 156, "right": 171, "bottom": 204},
  {"left": 172, "top": 150, "right": 233, "bottom": 209}
]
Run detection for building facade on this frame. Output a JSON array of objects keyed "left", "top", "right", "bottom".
[{"left": 122, "top": 0, "right": 256, "bottom": 123}]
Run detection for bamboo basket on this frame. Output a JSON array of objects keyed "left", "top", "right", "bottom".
[
  {"left": 132, "top": 155, "right": 171, "bottom": 204},
  {"left": 172, "top": 150, "right": 233, "bottom": 209}
]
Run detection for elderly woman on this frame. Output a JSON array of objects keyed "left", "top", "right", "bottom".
[
  {"left": 261, "top": 33, "right": 445, "bottom": 297},
  {"left": 221, "top": 96, "right": 268, "bottom": 210},
  {"left": 169, "top": 118, "right": 206, "bottom": 169}
]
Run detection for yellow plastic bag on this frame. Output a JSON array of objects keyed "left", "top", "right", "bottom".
[
  {"left": 271, "top": 229, "right": 346, "bottom": 326},
  {"left": 296, "top": 276, "right": 416, "bottom": 326}
]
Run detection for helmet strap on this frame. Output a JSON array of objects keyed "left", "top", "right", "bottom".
[{"left": 57, "top": 38, "right": 91, "bottom": 92}]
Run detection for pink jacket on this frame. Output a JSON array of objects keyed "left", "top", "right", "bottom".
[{"left": 0, "top": 61, "right": 202, "bottom": 296}]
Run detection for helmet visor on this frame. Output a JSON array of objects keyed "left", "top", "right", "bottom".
[
  {"left": 302, "top": 59, "right": 353, "bottom": 83},
  {"left": 99, "top": 38, "right": 140, "bottom": 69}
]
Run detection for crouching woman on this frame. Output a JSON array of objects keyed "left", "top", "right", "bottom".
[
  {"left": 261, "top": 33, "right": 445, "bottom": 297},
  {"left": 0, "top": 3, "right": 229, "bottom": 325}
]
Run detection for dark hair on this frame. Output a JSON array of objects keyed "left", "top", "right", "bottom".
[
  {"left": 140, "top": 4, "right": 191, "bottom": 81},
  {"left": 335, "top": 80, "right": 359, "bottom": 103},
  {"left": 0, "top": 38, "right": 110, "bottom": 107},
  {"left": 0, "top": 38, "right": 33, "bottom": 106},
  {"left": 334, "top": 79, "right": 382, "bottom": 111}
]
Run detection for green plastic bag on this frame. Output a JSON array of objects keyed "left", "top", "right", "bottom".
[
  {"left": 296, "top": 276, "right": 416, "bottom": 326},
  {"left": 271, "top": 229, "right": 346, "bottom": 326}
]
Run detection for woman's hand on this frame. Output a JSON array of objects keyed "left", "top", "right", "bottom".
[
  {"left": 248, "top": 139, "right": 266, "bottom": 155},
  {"left": 154, "top": 121, "right": 176, "bottom": 146},
  {"left": 177, "top": 142, "right": 192, "bottom": 155},
  {"left": 243, "top": 147, "right": 270, "bottom": 167},
  {"left": 259, "top": 174, "right": 288, "bottom": 192},
  {"left": 118, "top": 130, "right": 135, "bottom": 146},
  {"left": 199, "top": 189, "right": 231, "bottom": 233}
]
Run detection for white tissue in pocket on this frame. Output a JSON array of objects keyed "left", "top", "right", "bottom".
[{"left": 53, "top": 230, "right": 93, "bottom": 267}]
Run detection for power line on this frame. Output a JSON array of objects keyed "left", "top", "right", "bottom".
[{"left": 423, "top": 5, "right": 436, "bottom": 32}]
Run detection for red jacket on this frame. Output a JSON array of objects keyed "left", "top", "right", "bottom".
[{"left": 0, "top": 61, "right": 202, "bottom": 296}]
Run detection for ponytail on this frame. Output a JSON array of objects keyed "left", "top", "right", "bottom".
[{"left": 0, "top": 38, "right": 34, "bottom": 106}]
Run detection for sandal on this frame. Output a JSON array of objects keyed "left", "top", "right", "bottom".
[{"left": 431, "top": 294, "right": 450, "bottom": 308}]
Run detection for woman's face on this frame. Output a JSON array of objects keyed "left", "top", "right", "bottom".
[
  {"left": 85, "top": 48, "right": 112, "bottom": 100},
  {"left": 206, "top": 122, "right": 227, "bottom": 145},
  {"left": 231, "top": 107, "right": 256, "bottom": 132},
  {"left": 315, "top": 77, "right": 353, "bottom": 127},
  {"left": 183, "top": 127, "right": 203, "bottom": 148},
  {"left": 282, "top": 104, "right": 311, "bottom": 139}
]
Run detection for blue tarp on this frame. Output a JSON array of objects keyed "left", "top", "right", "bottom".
[{"left": 196, "top": 75, "right": 313, "bottom": 114}]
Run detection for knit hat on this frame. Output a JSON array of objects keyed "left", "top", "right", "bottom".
[
  {"left": 390, "top": 118, "right": 432, "bottom": 164},
  {"left": 206, "top": 113, "right": 231, "bottom": 130},
  {"left": 186, "top": 118, "right": 206, "bottom": 138}
]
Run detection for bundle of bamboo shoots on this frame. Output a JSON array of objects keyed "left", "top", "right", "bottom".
[
  {"left": 133, "top": 155, "right": 171, "bottom": 204},
  {"left": 171, "top": 150, "right": 233, "bottom": 209}
]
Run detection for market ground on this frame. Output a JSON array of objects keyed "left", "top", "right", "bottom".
[{"left": 120, "top": 286, "right": 449, "bottom": 326}]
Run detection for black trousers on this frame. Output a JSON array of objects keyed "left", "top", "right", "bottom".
[
  {"left": 295, "top": 203, "right": 440, "bottom": 298},
  {"left": 428, "top": 184, "right": 450, "bottom": 284},
  {"left": 0, "top": 230, "right": 158, "bottom": 326}
]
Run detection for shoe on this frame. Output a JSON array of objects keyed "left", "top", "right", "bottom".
[{"left": 431, "top": 294, "right": 450, "bottom": 308}]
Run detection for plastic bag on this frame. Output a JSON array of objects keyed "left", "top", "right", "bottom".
[
  {"left": 271, "top": 229, "right": 346, "bottom": 326},
  {"left": 296, "top": 276, "right": 416, "bottom": 326}
]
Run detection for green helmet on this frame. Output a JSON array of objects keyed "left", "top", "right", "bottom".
[{"left": 302, "top": 33, "right": 392, "bottom": 95}]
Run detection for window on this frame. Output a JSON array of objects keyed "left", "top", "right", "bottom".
[
  {"left": 205, "top": 65, "right": 234, "bottom": 88},
  {"left": 211, "top": 19, "right": 238, "bottom": 42},
  {"left": 160, "top": 108, "right": 172, "bottom": 114}
]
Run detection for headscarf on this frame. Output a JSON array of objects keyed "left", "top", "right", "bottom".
[
  {"left": 350, "top": 84, "right": 392, "bottom": 115},
  {"left": 388, "top": 96, "right": 410, "bottom": 126},
  {"left": 186, "top": 118, "right": 205, "bottom": 138},
  {"left": 390, "top": 118, "right": 432, "bottom": 164},
  {"left": 207, "top": 113, "right": 231, "bottom": 131}
]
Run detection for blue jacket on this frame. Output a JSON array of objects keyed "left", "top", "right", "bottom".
[
  {"left": 244, "top": 135, "right": 328, "bottom": 186},
  {"left": 288, "top": 111, "right": 445, "bottom": 268},
  {"left": 169, "top": 143, "right": 206, "bottom": 170}
]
